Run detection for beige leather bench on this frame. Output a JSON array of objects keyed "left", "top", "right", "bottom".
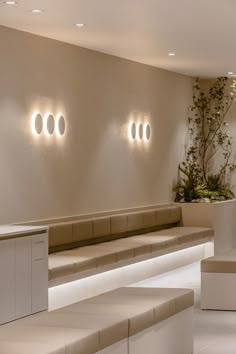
[
  {"left": 48, "top": 205, "right": 214, "bottom": 285},
  {"left": 201, "top": 249, "right": 236, "bottom": 310},
  {"left": 0, "top": 286, "right": 194, "bottom": 354}
]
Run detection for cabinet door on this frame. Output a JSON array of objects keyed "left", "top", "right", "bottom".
[
  {"left": 15, "top": 236, "right": 32, "bottom": 319},
  {"left": 31, "top": 233, "right": 48, "bottom": 313},
  {"left": 0, "top": 239, "right": 15, "bottom": 324}
]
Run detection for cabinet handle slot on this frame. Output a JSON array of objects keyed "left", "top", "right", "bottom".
[{"left": 33, "top": 258, "right": 44, "bottom": 262}]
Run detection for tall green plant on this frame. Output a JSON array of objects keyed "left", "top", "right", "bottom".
[{"left": 175, "top": 77, "right": 236, "bottom": 202}]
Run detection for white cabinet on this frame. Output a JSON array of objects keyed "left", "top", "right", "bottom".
[
  {"left": 0, "top": 239, "right": 15, "bottom": 324},
  {"left": 15, "top": 236, "right": 32, "bottom": 319},
  {"left": 31, "top": 234, "right": 48, "bottom": 313},
  {"left": 0, "top": 229, "right": 48, "bottom": 325}
]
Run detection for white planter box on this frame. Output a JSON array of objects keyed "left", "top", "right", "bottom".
[
  {"left": 176, "top": 200, "right": 236, "bottom": 255},
  {"left": 177, "top": 202, "right": 215, "bottom": 228}
]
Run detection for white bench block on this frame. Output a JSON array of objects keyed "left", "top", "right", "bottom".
[
  {"left": 129, "top": 326, "right": 156, "bottom": 354},
  {"left": 175, "top": 308, "right": 193, "bottom": 354},
  {"left": 129, "top": 308, "right": 193, "bottom": 354},
  {"left": 98, "top": 339, "right": 128, "bottom": 354},
  {"left": 201, "top": 272, "right": 236, "bottom": 310}
]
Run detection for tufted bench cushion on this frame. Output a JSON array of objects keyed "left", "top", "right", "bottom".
[
  {"left": 19, "top": 313, "right": 129, "bottom": 350},
  {"left": 0, "top": 341, "right": 65, "bottom": 354},
  {"left": 201, "top": 249, "right": 236, "bottom": 274},
  {"left": 0, "top": 287, "right": 194, "bottom": 354},
  {"left": 48, "top": 206, "right": 182, "bottom": 251},
  {"left": 83, "top": 287, "right": 194, "bottom": 334},
  {"left": 49, "top": 226, "right": 214, "bottom": 282},
  {"left": 201, "top": 249, "right": 236, "bottom": 310},
  {"left": 0, "top": 326, "right": 99, "bottom": 354},
  {"left": 147, "top": 226, "right": 213, "bottom": 245}
]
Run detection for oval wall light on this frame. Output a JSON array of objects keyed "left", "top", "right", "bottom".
[
  {"left": 44, "top": 113, "right": 55, "bottom": 135},
  {"left": 137, "top": 123, "right": 143, "bottom": 141},
  {"left": 56, "top": 115, "right": 66, "bottom": 136},
  {"left": 128, "top": 122, "right": 136, "bottom": 141},
  {"left": 144, "top": 123, "right": 151, "bottom": 142},
  {"left": 32, "top": 113, "right": 43, "bottom": 135}
]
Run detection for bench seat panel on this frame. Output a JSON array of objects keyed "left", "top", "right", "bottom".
[
  {"left": 111, "top": 239, "right": 152, "bottom": 257},
  {"left": 111, "top": 215, "right": 128, "bottom": 234},
  {"left": 0, "top": 341, "right": 65, "bottom": 354},
  {"left": 49, "top": 226, "right": 213, "bottom": 282},
  {"left": 0, "top": 286, "right": 193, "bottom": 354},
  {"left": 151, "top": 227, "right": 213, "bottom": 244},
  {"left": 16, "top": 312, "right": 129, "bottom": 350},
  {"left": 0, "top": 326, "right": 99, "bottom": 354},
  {"left": 70, "top": 246, "right": 117, "bottom": 267},
  {"left": 201, "top": 249, "right": 236, "bottom": 273},
  {"left": 48, "top": 252, "right": 96, "bottom": 280},
  {"left": 72, "top": 220, "right": 93, "bottom": 243}
]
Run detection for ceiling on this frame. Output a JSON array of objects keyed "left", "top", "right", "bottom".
[{"left": 0, "top": 0, "right": 235, "bottom": 78}]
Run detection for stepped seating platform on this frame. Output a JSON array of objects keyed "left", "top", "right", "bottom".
[
  {"left": 46, "top": 205, "right": 214, "bottom": 286},
  {"left": 0, "top": 286, "right": 194, "bottom": 354}
]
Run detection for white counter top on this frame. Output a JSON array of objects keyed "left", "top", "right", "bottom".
[{"left": 0, "top": 225, "right": 48, "bottom": 240}]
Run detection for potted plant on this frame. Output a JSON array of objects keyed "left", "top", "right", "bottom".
[{"left": 174, "top": 77, "right": 236, "bottom": 204}]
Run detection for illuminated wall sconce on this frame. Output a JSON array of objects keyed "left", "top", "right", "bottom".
[
  {"left": 56, "top": 114, "right": 66, "bottom": 136},
  {"left": 144, "top": 123, "right": 151, "bottom": 142},
  {"left": 32, "top": 112, "right": 66, "bottom": 138},
  {"left": 129, "top": 122, "right": 136, "bottom": 140},
  {"left": 128, "top": 121, "right": 151, "bottom": 144},
  {"left": 44, "top": 114, "right": 55, "bottom": 135},
  {"left": 137, "top": 123, "right": 143, "bottom": 141},
  {"left": 32, "top": 113, "right": 43, "bottom": 135}
]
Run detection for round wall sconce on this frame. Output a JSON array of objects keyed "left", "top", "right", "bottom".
[
  {"left": 44, "top": 114, "right": 55, "bottom": 135},
  {"left": 128, "top": 122, "right": 136, "bottom": 141},
  {"left": 32, "top": 113, "right": 43, "bottom": 135},
  {"left": 131, "top": 122, "right": 136, "bottom": 140},
  {"left": 127, "top": 118, "right": 151, "bottom": 145},
  {"left": 144, "top": 123, "right": 151, "bottom": 142},
  {"left": 56, "top": 115, "right": 66, "bottom": 136},
  {"left": 137, "top": 123, "right": 143, "bottom": 140}
]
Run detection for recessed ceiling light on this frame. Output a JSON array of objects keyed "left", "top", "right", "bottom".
[
  {"left": 228, "top": 72, "right": 234, "bottom": 75},
  {"left": 168, "top": 52, "right": 176, "bottom": 56},
  {"left": 31, "top": 9, "right": 44, "bottom": 13},
  {"left": 75, "top": 23, "right": 85, "bottom": 27},
  {"left": 4, "top": 1, "right": 17, "bottom": 4}
]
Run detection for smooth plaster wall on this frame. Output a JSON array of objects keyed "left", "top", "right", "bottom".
[{"left": 0, "top": 25, "right": 193, "bottom": 224}]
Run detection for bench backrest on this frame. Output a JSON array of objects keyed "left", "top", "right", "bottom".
[{"left": 49, "top": 206, "right": 182, "bottom": 253}]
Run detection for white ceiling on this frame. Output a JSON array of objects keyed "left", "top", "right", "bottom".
[{"left": 0, "top": 0, "right": 235, "bottom": 78}]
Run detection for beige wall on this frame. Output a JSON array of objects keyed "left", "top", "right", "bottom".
[{"left": 0, "top": 25, "right": 193, "bottom": 224}]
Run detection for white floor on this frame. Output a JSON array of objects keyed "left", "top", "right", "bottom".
[{"left": 131, "top": 262, "right": 236, "bottom": 354}]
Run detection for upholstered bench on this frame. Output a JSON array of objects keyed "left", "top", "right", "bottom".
[
  {"left": 201, "top": 249, "right": 236, "bottom": 310},
  {"left": 47, "top": 205, "right": 214, "bottom": 285},
  {"left": 0, "top": 286, "right": 194, "bottom": 354}
]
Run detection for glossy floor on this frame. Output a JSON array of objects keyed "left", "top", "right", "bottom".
[{"left": 131, "top": 262, "right": 236, "bottom": 354}]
